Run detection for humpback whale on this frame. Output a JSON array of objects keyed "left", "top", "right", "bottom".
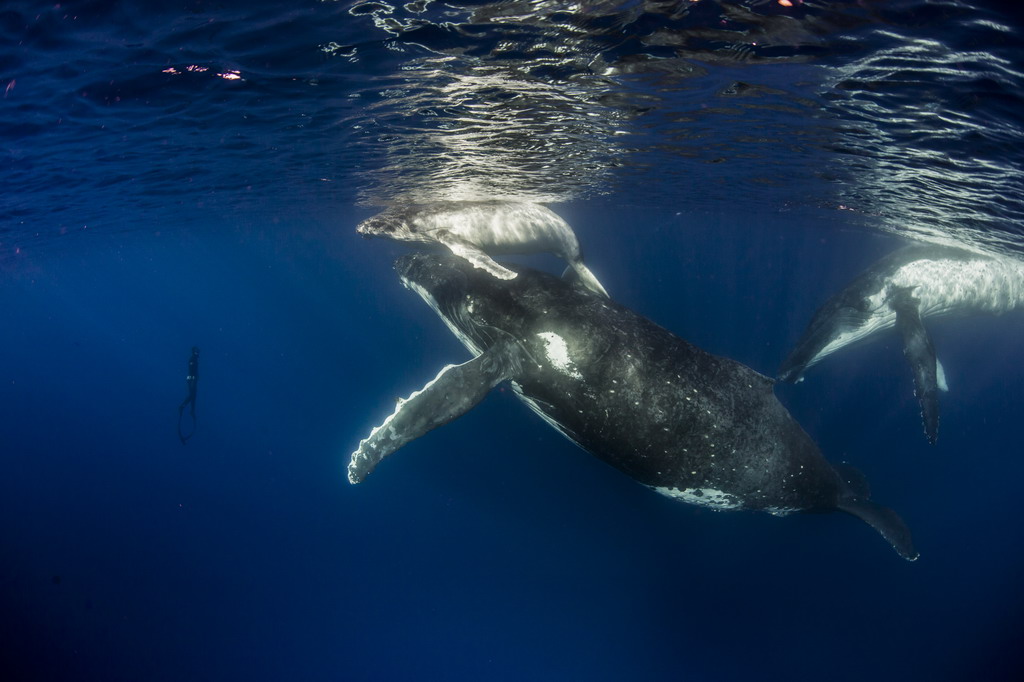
[
  {"left": 356, "top": 201, "right": 609, "bottom": 297},
  {"left": 778, "top": 244, "right": 1024, "bottom": 444},
  {"left": 349, "top": 253, "right": 918, "bottom": 561}
]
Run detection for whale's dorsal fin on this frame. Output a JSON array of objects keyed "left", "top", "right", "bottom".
[
  {"left": 348, "top": 341, "right": 524, "bottom": 484},
  {"left": 435, "top": 230, "right": 518, "bottom": 280},
  {"left": 889, "top": 286, "right": 940, "bottom": 445}
]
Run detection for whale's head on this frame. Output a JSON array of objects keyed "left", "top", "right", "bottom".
[
  {"left": 395, "top": 253, "right": 529, "bottom": 354},
  {"left": 396, "top": 253, "right": 471, "bottom": 309},
  {"left": 777, "top": 285, "right": 890, "bottom": 382},
  {"left": 357, "top": 208, "right": 417, "bottom": 241},
  {"left": 778, "top": 244, "right": 989, "bottom": 383}
]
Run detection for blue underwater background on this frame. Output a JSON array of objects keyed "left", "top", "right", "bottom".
[{"left": 3, "top": 1, "right": 1024, "bottom": 681}]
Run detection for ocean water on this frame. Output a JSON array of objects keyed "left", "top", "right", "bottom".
[{"left": 2, "top": 1, "right": 1024, "bottom": 681}]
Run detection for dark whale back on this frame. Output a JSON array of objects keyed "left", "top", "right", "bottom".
[
  {"left": 427, "top": 260, "right": 844, "bottom": 512},
  {"left": 394, "top": 253, "right": 918, "bottom": 560}
]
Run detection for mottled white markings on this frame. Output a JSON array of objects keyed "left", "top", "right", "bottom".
[
  {"left": 536, "top": 332, "right": 582, "bottom": 380},
  {"left": 763, "top": 507, "right": 799, "bottom": 517},
  {"left": 654, "top": 486, "right": 742, "bottom": 511},
  {"left": 348, "top": 362, "right": 460, "bottom": 484}
]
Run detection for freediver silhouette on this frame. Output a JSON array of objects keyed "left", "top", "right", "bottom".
[{"left": 177, "top": 346, "right": 199, "bottom": 444}]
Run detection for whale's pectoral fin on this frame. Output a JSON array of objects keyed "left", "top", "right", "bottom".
[
  {"left": 348, "top": 342, "right": 523, "bottom": 484},
  {"left": 435, "top": 230, "right": 518, "bottom": 280},
  {"left": 561, "top": 262, "right": 609, "bottom": 298},
  {"left": 889, "top": 287, "right": 940, "bottom": 444}
]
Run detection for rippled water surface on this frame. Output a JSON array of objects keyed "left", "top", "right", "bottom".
[{"left": 4, "top": 0, "right": 1023, "bottom": 250}]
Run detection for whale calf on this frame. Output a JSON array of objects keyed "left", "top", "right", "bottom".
[
  {"left": 356, "top": 201, "right": 609, "bottom": 297},
  {"left": 349, "top": 253, "right": 918, "bottom": 561},
  {"left": 778, "top": 244, "right": 1024, "bottom": 444}
]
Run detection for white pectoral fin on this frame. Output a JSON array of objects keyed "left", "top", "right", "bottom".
[
  {"left": 569, "top": 261, "right": 609, "bottom": 297},
  {"left": 890, "top": 287, "right": 940, "bottom": 444},
  {"left": 347, "top": 344, "right": 521, "bottom": 484},
  {"left": 437, "top": 232, "right": 517, "bottom": 280},
  {"left": 936, "top": 358, "right": 948, "bottom": 392}
]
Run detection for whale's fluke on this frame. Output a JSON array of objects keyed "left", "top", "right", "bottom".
[{"left": 837, "top": 496, "right": 919, "bottom": 561}]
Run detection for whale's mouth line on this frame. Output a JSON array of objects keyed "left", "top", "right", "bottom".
[
  {"left": 398, "top": 263, "right": 489, "bottom": 358},
  {"left": 399, "top": 274, "right": 429, "bottom": 303}
]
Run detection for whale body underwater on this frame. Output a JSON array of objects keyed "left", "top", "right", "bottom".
[
  {"left": 356, "top": 201, "right": 609, "bottom": 297},
  {"left": 349, "top": 253, "right": 918, "bottom": 561},
  {"left": 779, "top": 244, "right": 1024, "bottom": 444}
]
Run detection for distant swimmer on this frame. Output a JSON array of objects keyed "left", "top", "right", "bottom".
[
  {"left": 356, "top": 201, "right": 609, "bottom": 297},
  {"left": 178, "top": 346, "right": 199, "bottom": 444}
]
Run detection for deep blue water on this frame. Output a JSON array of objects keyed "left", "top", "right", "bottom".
[{"left": 3, "top": 2, "right": 1024, "bottom": 681}]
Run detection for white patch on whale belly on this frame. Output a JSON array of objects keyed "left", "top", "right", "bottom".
[
  {"left": 536, "top": 332, "right": 582, "bottom": 380},
  {"left": 654, "top": 486, "right": 741, "bottom": 511},
  {"left": 763, "top": 506, "right": 799, "bottom": 517}
]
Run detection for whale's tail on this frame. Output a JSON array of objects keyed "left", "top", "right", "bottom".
[
  {"left": 831, "top": 463, "right": 918, "bottom": 561},
  {"left": 838, "top": 496, "right": 919, "bottom": 561}
]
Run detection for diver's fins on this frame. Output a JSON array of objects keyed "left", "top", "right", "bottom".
[
  {"left": 889, "top": 286, "right": 940, "bottom": 445},
  {"left": 177, "top": 403, "right": 196, "bottom": 444},
  {"left": 837, "top": 495, "right": 919, "bottom": 561},
  {"left": 348, "top": 342, "right": 523, "bottom": 484}
]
